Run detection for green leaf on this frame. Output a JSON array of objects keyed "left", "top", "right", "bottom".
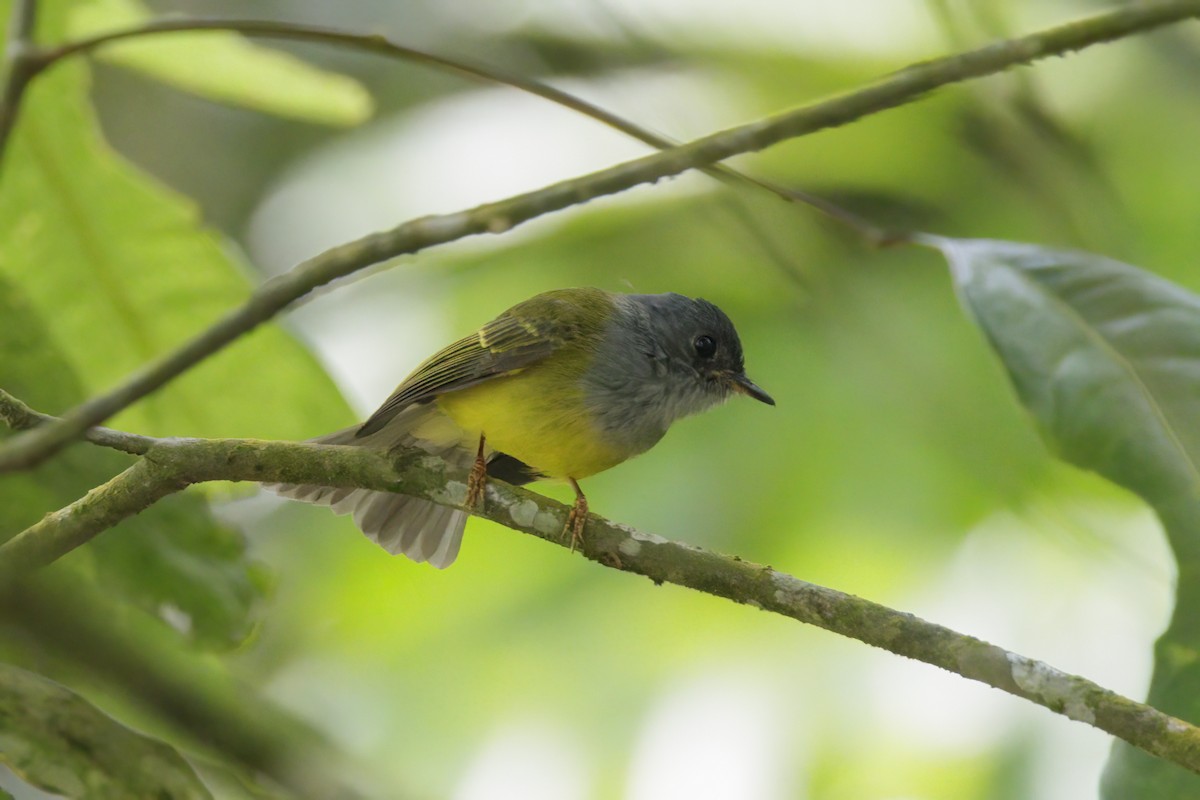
[
  {"left": 0, "top": 663, "right": 212, "bottom": 800},
  {"left": 934, "top": 236, "right": 1200, "bottom": 797},
  {"left": 936, "top": 237, "right": 1200, "bottom": 509},
  {"left": 0, "top": 275, "right": 266, "bottom": 649},
  {"left": 0, "top": 20, "right": 352, "bottom": 441},
  {"left": 1, "top": 0, "right": 345, "bottom": 649},
  {"left": 66, "top": 0, "right": 373, "bottom": 126}
]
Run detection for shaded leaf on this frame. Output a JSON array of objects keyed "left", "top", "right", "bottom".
[
  {"left": 3, "top": 581, "right": 365, "bottom": 800},
  {"left": 0, "top": 663, "right": 211, "bottom": 800},
  {"left": 67, "top": 0, "right": 373, "bottom": 126}
]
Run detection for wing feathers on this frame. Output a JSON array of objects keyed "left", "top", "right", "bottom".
[{"left": 356, "top": 293, "right": 606, "bottom": 437}]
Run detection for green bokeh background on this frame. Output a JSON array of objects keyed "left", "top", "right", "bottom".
[{"left": 3, "top": 0, "right": 1198, "bottom": 797}]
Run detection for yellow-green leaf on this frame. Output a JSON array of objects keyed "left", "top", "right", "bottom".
[
  {"left": 0, "top": 45, "right": 352, "bottom": 441},
  {"left": 67, "top": 0, "right": 373, "bottom": 126}
]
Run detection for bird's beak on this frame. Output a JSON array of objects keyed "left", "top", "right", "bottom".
[{"left": 728, "top": 373, "right": 775, "bottom": 406}]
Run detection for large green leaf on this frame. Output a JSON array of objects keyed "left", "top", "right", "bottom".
[
  {"left": 0, "top": 275, "right": 265, "bottom": 648},
  {"left": 937, "top": 237, "right": 1200, "bottom": 508},
  {"left": 934, "top": 236, "right": 1200, "bottom": 798},
  {"left": 67, "top": 0, "right": 373, "bottom": 126},
  {"left": 0, "top": 0, "right": 345, "bottom": 646},
  {"left": 0, "top": 663, "right": 211, "bottom": 800},
  {"left": 0, "top": 6, "right": 351, "bottom": 441}
]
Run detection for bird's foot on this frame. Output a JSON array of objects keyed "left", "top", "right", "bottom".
[
  {"left": 565, "top": 479, "right": 588, "bottom": 552},
  {"left": 465, "top": 435, "right": 487, "bottom": 510}
]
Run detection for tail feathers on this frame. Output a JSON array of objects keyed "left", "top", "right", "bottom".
[
  {"left": 264, "top": 406, "right": 473, "bottom": 569},
  {"left": 268, "top": 482, "right": 467, "bottom": 569},
  {"left": 355, "top": 492, "right": 467, "bottom": 567}
]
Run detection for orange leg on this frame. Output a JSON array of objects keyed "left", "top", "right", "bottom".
[
  {"left": 565, "top": 477, "right": 588, "bottom": 552},
  {"left": 465, "top": 434, "right": 487, "bottom": 509}
]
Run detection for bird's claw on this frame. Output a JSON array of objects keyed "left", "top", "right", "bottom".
[
  {"left": 465, "top": 435, "right": 487, "bottom": 510},
  {"left": 565, "top": 494, "right": 588, "bottom": 552}
]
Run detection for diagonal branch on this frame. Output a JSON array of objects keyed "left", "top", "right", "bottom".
[
  {"left": 1, "top": 0, "right": 1197, "bottom": 473},
  {"left": 2, "top": 393, "right": 1199, "bottom": 776},
  {"left": 27, "top": 16, "right": 888, "bottom": 243},
  {"left": 23, "top": 15, "right": 877, "bottom": 291},
  {"left": 0, "top": 0, "right": 39, "bottom": 167}
]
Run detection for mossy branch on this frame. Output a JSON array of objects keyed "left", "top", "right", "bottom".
[
  {"left": 1, "top": 0, "right": 1198, "bottom": 473},
  {"left": 3, "top": 388, "right": 1200, "bottom": 776}
]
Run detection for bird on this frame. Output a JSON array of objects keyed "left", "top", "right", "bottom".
[{"left": 268, "top": 287, "right": 773, "bottom": 568}]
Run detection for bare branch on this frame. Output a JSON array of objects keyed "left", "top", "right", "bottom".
[{"left": 2, "top": 0, "right": 1197, "bottom": 470}]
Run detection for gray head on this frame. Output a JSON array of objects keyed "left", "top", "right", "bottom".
[
  {"left": 631, "top": 293, "right": 773, "bottom": 404},
  {"left": 583, "top": 292, "right": 773, "bottom": 456}
]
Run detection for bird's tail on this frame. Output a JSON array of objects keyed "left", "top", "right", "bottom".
[{"left": 265, "top": 404, "right": 470, "bottom": 569}]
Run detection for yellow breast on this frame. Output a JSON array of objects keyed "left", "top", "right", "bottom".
[{"left": 434, "top": 364, "right": 626, "bottom": 481}]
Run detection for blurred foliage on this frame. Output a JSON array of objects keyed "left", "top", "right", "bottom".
[{"left": 3, "top": 0, "right": 1200, "bottom": 798}]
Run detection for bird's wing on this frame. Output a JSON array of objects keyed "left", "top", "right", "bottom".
[{"left": 356, "top": 289, "right": 611, "bottom": 437}]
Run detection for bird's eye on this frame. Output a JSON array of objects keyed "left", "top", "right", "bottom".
[{"left": 693, "top": 335, "right": 717, "bottom": 359}]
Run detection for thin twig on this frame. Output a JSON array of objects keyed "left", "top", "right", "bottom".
[
  {"left": 28, "top": 17, "right": 843, "bottom": 285},
  {"left": 0, "top": 388, "right": 153, "bottom": 454},
  {"left": 27, "top": 16, "right": 889, "bottom": 242},
  {"left": 1, "top": 0, "right": 1197, "bottom": 474},
  {"left": 8, "top": 0, "right": 34, "bottom": 40},
  {"left": 1, "top": 395, "right": 1199, "bottom": 775},
  {"left": 0, "top": 0, "right": 38, "bottom": 168}
]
